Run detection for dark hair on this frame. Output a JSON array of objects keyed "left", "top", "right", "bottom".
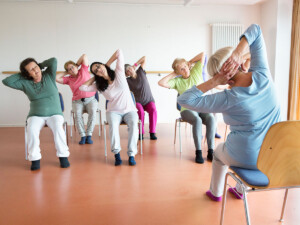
[
  {"left": 90, "top": 62, "right": 115, "bottom": 92},
  {"left": 19, "top": 58, "right": 39, "bottom": 80}
]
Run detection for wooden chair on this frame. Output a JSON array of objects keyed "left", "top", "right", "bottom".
[
  {"left": 220, "top": 121, "right": 300, "bottom": 225},
  {"left": 103, "top": 92, "right": 143, "bottom": 157},
  {"left": 25, "top": 93, "right": 68, "bottom": 160},
  {"left": 70, "top": 92, "right": 102, "bottom": 138}
]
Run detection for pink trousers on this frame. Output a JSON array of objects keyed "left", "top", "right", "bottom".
[{"left": 136, "top": 101, "right": 157, "bottom": 134}]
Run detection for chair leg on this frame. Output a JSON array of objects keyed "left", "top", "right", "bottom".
[
  {"left": 174, "top": 119, "right": 177, "bottom": 144},
  {"left": 104, "top": 122, "right": 107, "bottom": 157},
  {"left": 220, "top": 173, "right": 230, "bottom": 225},
  {"left": 279, "top": 189, "right": 289, "bottom": 222},
  {"left": 242, "top": 186, "right": 251, "bottom": 225},
  {"left": 100, "top": 110, "right": 103, "bottom": 132},
  {"left": 98, "top": 109, "right": 102, "bottom": 137},
  {"left": 70, "top": 111, "right": 73, "bottom": 137},
  {"left": 139, "top": 120, "right": 143, "bottom": 155},
  {"left": 179, "top": 120, "right": 182, "bottom": 153},
  {"left": 25, "top": 123, "right": 28, "bottom": 160}
]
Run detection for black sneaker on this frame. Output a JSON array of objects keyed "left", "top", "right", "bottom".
[
  {"left": 195, "top": 150, "right": 204, "bottom": 164},
  {"left": 59, "top": 157, "right": 70, "bottom": 168},
  {"left": 31, "top": 160, "right": 40, "bottom": 171},
  {"left": 150, "top": 133, "right": 157, "bottom": 140},
  {"left": 207, "top": 149, "right": 214, "bottom": 161},
  {"left": 115, "top": 153, "right": 122, "bottom": 166}
]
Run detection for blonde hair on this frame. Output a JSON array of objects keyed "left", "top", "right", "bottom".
[
  {"left": 64, "top": 60, "right": 77, "bottom": 71},
  {"left": 207, "top": 47, "right": 234, "bottom": 77},
  {"left": 172, "top": 58, "right": 188, "bottom": 75}
]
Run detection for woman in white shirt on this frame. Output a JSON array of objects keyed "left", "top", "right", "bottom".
[{"left": 80, "top": 49, "right": 139, "bottom": 166}]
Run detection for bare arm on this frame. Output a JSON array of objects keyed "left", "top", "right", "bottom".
[
  {"left": 158, "top": 72, "right": 177, "bottom": 88},
  {"left": 83, "top": 76, "right": 95, "bottom": 86},
  {"left": 134, "top": 56, "right": 146, "bottom": 70},
  {"left": 106, "top": 50, "right": 119, "bottom": 67},
  {"left": 188, "top": 52, "right": 205, "bottom": 66},
  {"left": 56, "top": 71, "right": 68, "bottom": 84},
  {"left": 76, "top": 54, "right": 88, "bottom": 66}
]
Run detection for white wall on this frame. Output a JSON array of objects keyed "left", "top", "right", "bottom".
[
  {"left": 260, "top": 0, "right": 293, "bottom": 120},
  {"left": 0, "top": 2, "right": 261, "bottom": 126}
]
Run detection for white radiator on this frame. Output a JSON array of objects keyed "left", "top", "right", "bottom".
[{"left": 211, "top": 23, "right": 244, "bottom": 54}]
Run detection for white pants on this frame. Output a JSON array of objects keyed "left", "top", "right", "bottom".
[
  {"left": 209, "top": 142, "right": 257, "bottom": 197},
  {"left": 106, "top": 111, "right": 139, "bottom": 157},
  {"left": 27, "top": 115, "right": 70, "bottom": 161}
]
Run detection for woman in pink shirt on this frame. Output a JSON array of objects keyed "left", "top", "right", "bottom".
[
  {"left": 80, "top": 49, "right": 139, "bottom": 166},
  {"left": 56, "top": 54, "right": 98, "bottom": 145}
]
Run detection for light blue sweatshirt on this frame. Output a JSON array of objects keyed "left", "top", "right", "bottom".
[{"left": 177, "top": 24, "right": 281, "bottom": 167}]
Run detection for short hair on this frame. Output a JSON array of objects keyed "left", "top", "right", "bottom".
[
  {"left": 124, "top": 64, "right": 131, "bottom": 73},
  {"left": 19, "top": 57, "right": 39, "bottom": 80},
  {"left": 90, "top": 62, "right": 115, "bottom": 92},
  {"left": 207, "top": 47, "right": 234, "bottom": 77},
  {"left": 172, "top": 58, "right": 188, "bottom": 75},
  {"left": 64, "top": 60, "right": 77, "bottom": 71}
]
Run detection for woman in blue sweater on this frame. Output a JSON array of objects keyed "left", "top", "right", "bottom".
[{"left": 178, "top": 24, "right": 281, "bottom": 201}]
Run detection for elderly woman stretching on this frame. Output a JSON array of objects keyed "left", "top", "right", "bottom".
[
  {"left": 178, "top": 24, "right": 281, "bottom": 201},
  {"left": 2, "top": 57, "right": 70, "bottom": 170}
]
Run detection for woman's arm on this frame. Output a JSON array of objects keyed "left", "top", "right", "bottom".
[
  {"left": 134, "top": 56, "right": 146, "bottom": 70},
  {"left": 79, "top": 77, "right": 97, "bottom": 92},
  {"left": 39, "top": 57, "right": 57, "bottom": 78},
  {"left": 158, "top": 72, "right": 177, "bottom": 88},
  {"left": 76, "top": 54, "right": 88, "bottom": 66},
  {"left": 106, "top": 50, "right": 119, "bottom": 68},
  {"left": 2, "top": 73, "right": 24, "bottom": 91},
  {"left": 188, "top": 52, "right": 205, "bottom": 66},
  {"left": 56, "top": 71, "right": 68, "bottom": 84}
]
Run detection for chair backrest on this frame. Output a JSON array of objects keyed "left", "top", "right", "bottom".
[
  {"left": 95, "top": 92, "right": 99, "bottom": 102},
  {"left": 59, "top": 92, "right": 64, "bottom": 112},
  {"left": 202, "top": 54, "right": 209, "bottom": 82},
  {"left": 176, "top": 93, "right": 181, "bottom": 111},
  {"left": 257, "top": 121, "right": 300, "bottom": 188},
  {"left": 105, "top": 91, "right": 135, "bottom": 110}
]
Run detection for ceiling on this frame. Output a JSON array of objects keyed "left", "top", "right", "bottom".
[{"left": 0, "top": 0, "right": 267, "bottom": 6}]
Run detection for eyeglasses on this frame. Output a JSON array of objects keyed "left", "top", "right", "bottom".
[
  {"left": 29, "top": 65, "right": 39, "bottom": 72},
  {"left": 93, "top": 64, "right": 101, "bottom": 74},
  {"left": 67, "top": 65, "right": 76, "bottom": 72}
]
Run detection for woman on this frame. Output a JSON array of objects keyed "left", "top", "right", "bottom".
[
  {"left": 125, "top": 56, "right": 157, "bottom": 140},
  {"left": 158, "top": 52, "right": 216, "bottom": 164},
  {"left": 177, "top": 24, "right": 281, "bottom": 201},
  {"left": 2, "top": 57, "right": 70, "bottom": 171},
  {"left": 56, "top": 54, "right": 97, "bottom": 145},
  {"left": 80, "top": 49, "right": 138, "bottom": 166}
]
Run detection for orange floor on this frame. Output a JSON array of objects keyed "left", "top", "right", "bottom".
[{"left": 0, "top": 123, "right": 299, "bottom": 225}]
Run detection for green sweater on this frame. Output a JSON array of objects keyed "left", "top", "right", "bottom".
[{"left": 2, "top": 58, "right": 63, "bottom": 118}]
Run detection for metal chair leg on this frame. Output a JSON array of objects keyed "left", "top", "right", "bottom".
[
  {"left": 179, "top": 120, "right": 182, "bottom": 153},
  {"left": 70, "top": 110, "right": 73, "bottom": 137},
  {"left": 280, "top": 189, "right": 289, "bottom": 222},
  {"left": 98, "top": 109, "right": 101, "bottom": 137},
  {"left": 220, "top": 173, "right": 230, "bottom": 225},
  {"left": 242, "top": 187, "right": 251, "bottom": 225},
  {"left": 25, "top": 122, "right": 28, "bottom": 160},
  {"left": 139, "top": 120, "right": 143, "bottom": 155},
  {"left": 104, "top": 122, "right": 107, "bottom": 157},
  {"left": 174, "top": 119, "right": 178, "bottom": 144}
]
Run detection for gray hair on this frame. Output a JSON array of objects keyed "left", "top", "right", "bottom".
[{"left": 207, "top": 46, "right": 234, "bottom": 77}]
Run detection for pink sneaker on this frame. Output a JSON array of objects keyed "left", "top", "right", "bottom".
[
  {"left": 206, "top": 190, "right": 222, "bottom": 202},
  {"left": 228, "top": 187, "right": 243, "bottom": 199}
]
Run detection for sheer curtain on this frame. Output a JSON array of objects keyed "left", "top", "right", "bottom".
[{"left": 288, "top": 0, "right": 300, "bottom": 120}]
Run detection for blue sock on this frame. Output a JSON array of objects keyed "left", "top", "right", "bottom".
[
  {"left": 79, "top": 136, "right": 86, "bottom": 145},
  {"left": 85, "top": 136, "right": 93, "bottom": 144},
  {"left": 129, "top": 156, "right": 136, "bottom": 166},
  {"left": 115, "top": 153, "right": 122, "bottom": 166}
]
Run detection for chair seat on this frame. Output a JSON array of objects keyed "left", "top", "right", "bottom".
[{"left": 230, "top": 166, "right": 269, "bottom": 187}]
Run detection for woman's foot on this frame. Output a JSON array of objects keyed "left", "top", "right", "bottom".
[
  {"left": 206, "top": 190, "right": 222, "bottom": 202},
  {"left": 150, "top": 133, "right": 157, "bottom": 140},
  {"left": 207, "top": 149, "right": 214, "bottom": 161},
  {"left": 59, "top": 157, "right": 70, "bottom": 168},
  {"left": 215, "top": 133, "right": 221, "bottom": 139},
  {"left": 79, "top": 136, "right": 86, "bottom": 145},
  {"left": 85, "top": 136, "right": 93, "bottom": 144},
  {"left": 228, "top": 187, "right": 243, "bottom": 199},
  {"left": 31, "top": 160, "right": 40, "bottom": 171},
  {"left": 195, "top": 150, "right": 204, "bottom": 164},
  {"left": 129, "top": 156, "right": 136, "bottom": 166},
  {"left": 115, "top": 153, "right": 122, "bottom": 166}
]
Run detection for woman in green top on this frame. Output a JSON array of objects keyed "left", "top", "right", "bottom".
[
  {"left": 2, "top": 57, "right": 70, "bottom": 171},
  {"left": 158, "top": 52, "right": 216, "bottom": 164}
]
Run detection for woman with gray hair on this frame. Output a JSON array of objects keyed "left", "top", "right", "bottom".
[{"left": 178, "top": 24, "right": 281, "bottom": 201}]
